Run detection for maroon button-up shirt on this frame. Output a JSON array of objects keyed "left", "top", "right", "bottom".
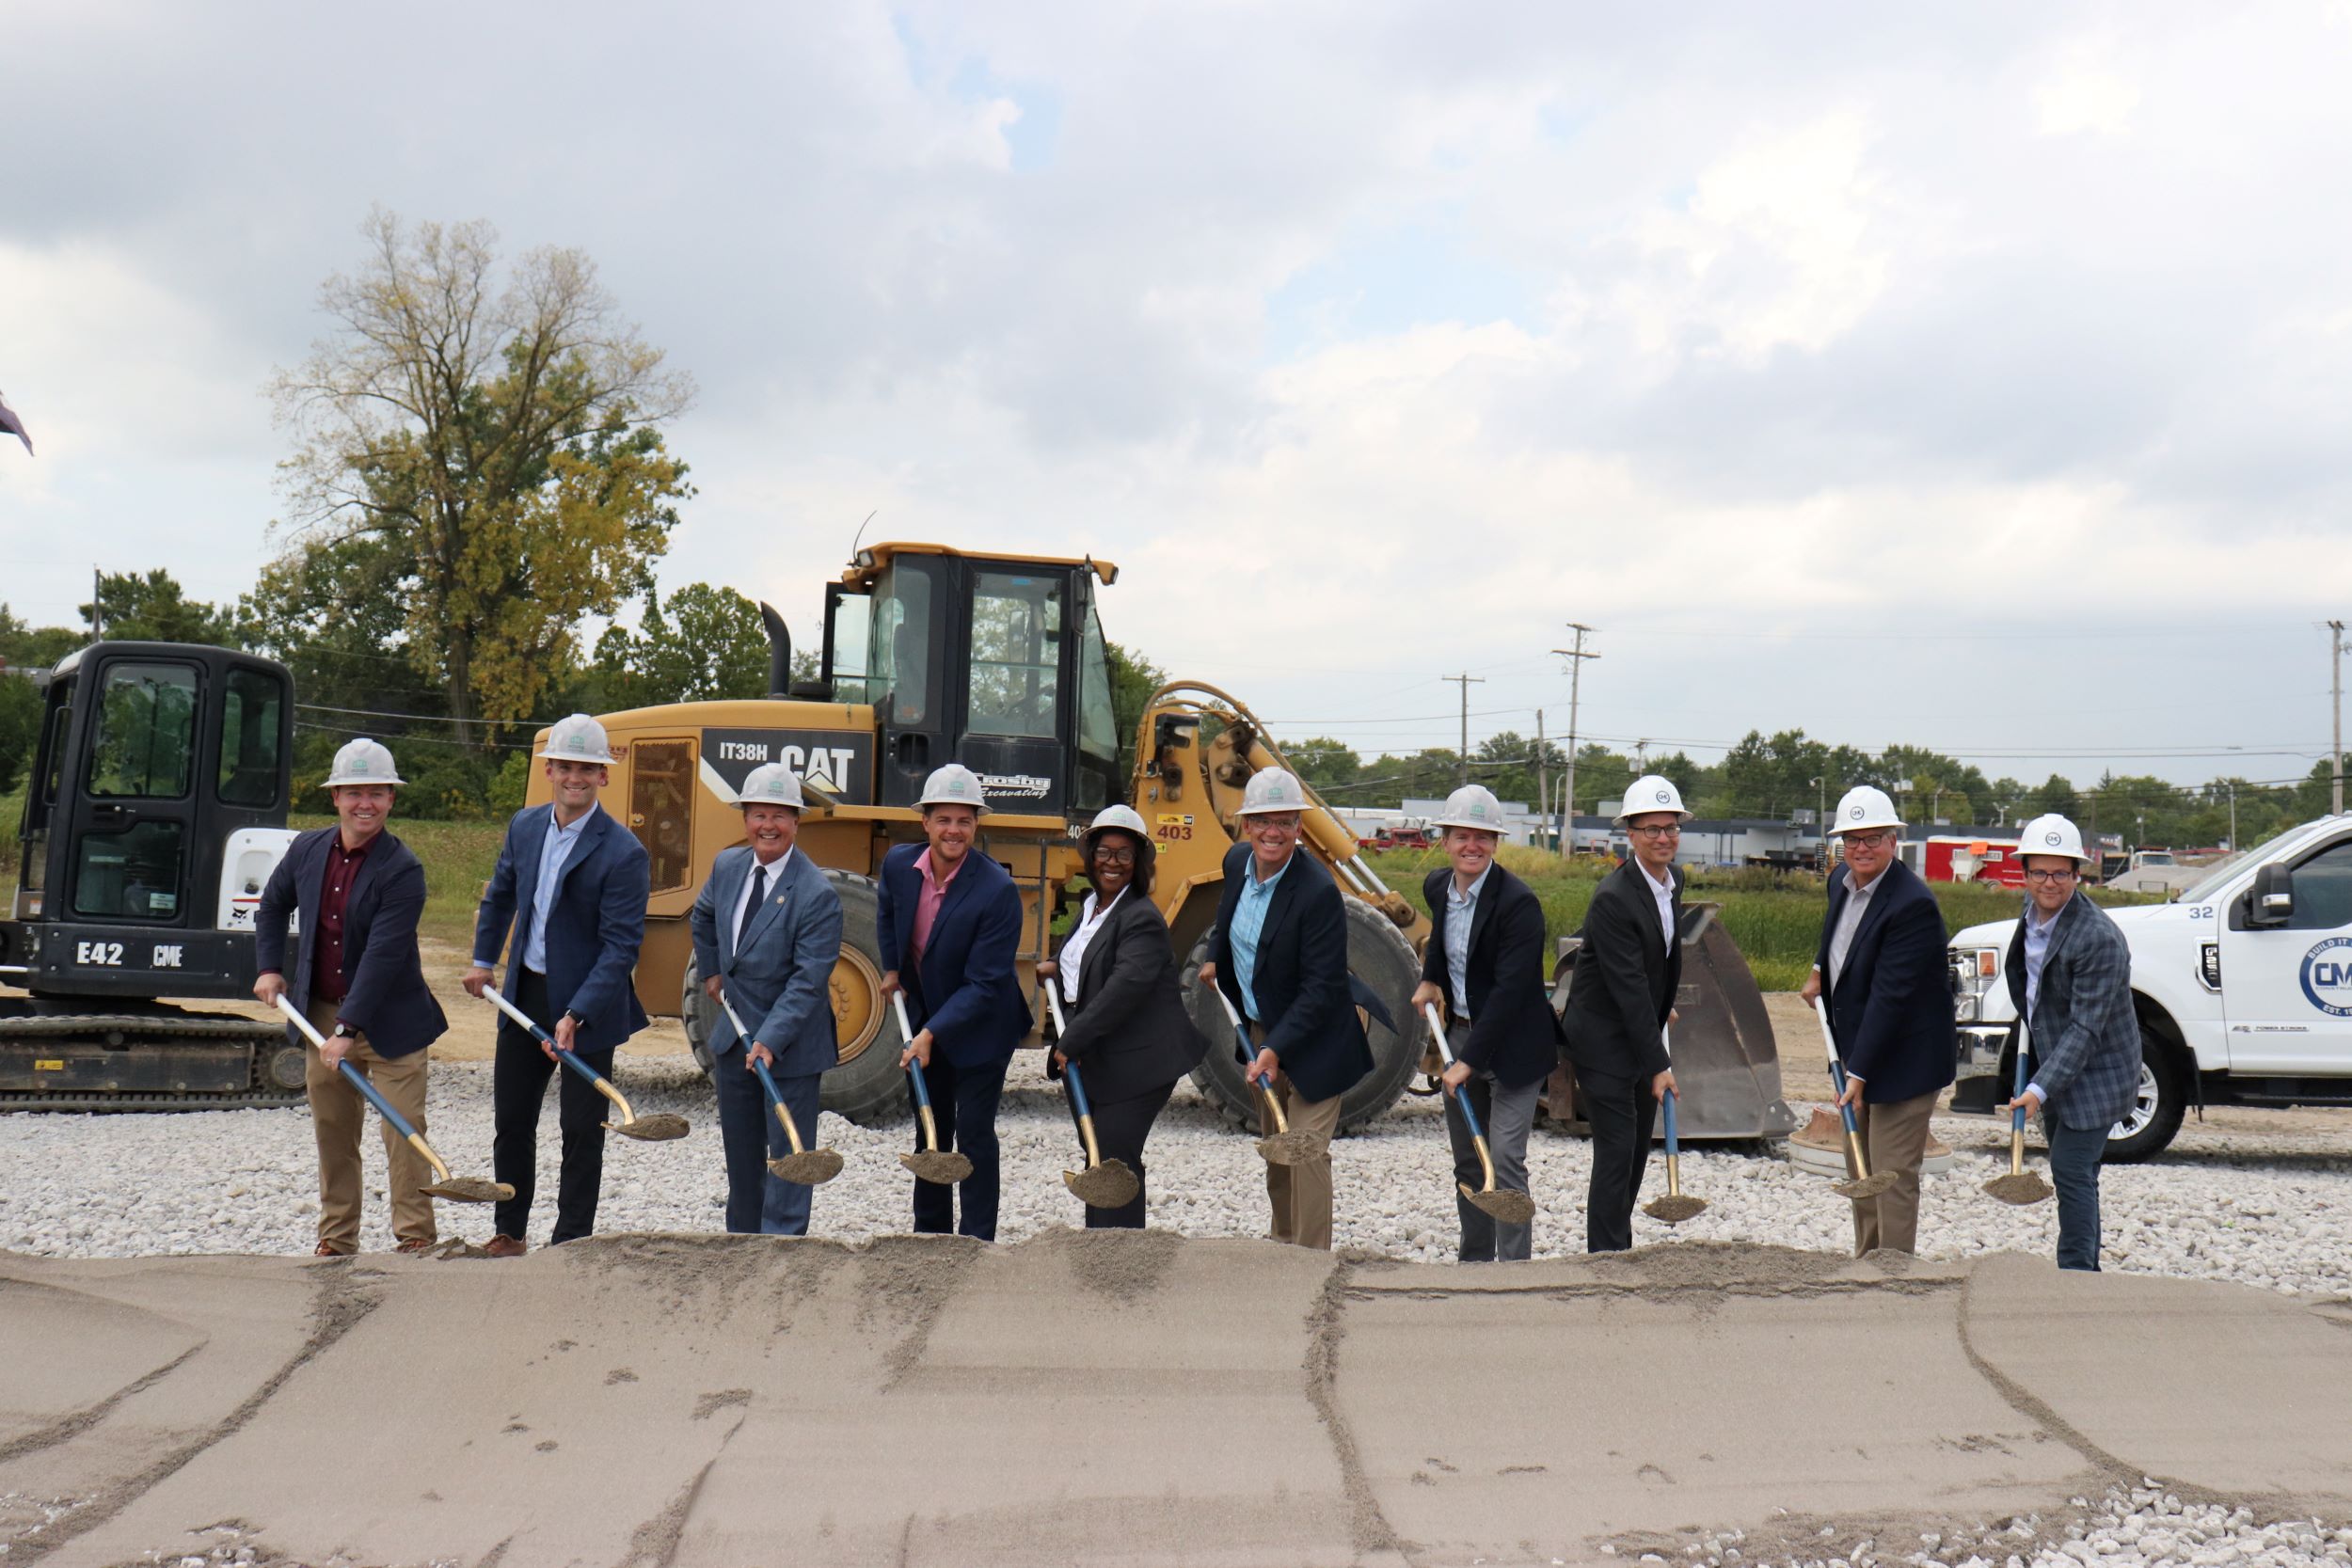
[{"left": 312, "top": 835, "right": 373, "bottom": 1006}]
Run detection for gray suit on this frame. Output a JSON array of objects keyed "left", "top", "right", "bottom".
[{"left": 690, "top": 846, "right": 843, "bottom": 1233}]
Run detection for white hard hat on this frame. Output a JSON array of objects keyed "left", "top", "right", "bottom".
[
  {"left": 1613, "top": 775, "right": 1692, "bottom": 828},
  {"left": 324, "top": 737, "right": 404, "bottom": 788},
  {"left": 916, "top": 763, "right": 990, "bottom": 813},
  {"left": 1234, "top": 767, "right": 1309, "bottom": 816},
  {"left": 737, "top": 761, "right": 804, "bottom": 810},
  {"left": 1086, "top": 803, "right": 1149, "bottom": 839},
  {"left": 537, "top": 713, "right": 613, "bottom": 766},
  {"left": 1832, "top": 784, "right": 1904, "bottom": 835},
  {"left": 2017, "top": 813, "right": 2091, "bottom": 863},
  {"left": 1435, "top": 784, "right": 1507, "bottom": 833}
]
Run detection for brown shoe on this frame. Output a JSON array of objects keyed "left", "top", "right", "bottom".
[
  {"left": 314, "top": 1242, "right": 354, "bottom": 1258},
  {"left": 392, "top": 1237, "right": 436, "bottom": 1255},
  {"left": 484, "top": 1233, "right": 528, "bottom": 1259}
]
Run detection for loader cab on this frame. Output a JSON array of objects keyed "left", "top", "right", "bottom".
[
  {"left": 4, "top": 642, "right": 294, "bottom": 1000},
  {"left": 820, "top": 545, "right": 1121, "bottom": 817}
]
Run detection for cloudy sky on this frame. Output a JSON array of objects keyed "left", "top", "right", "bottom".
[{"left": 5, "top": 2, "right": 2349, "bottom": 798}]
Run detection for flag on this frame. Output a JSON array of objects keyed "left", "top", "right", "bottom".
[{"left": 0, "top": 391, "right": 30, "bottom": 455}]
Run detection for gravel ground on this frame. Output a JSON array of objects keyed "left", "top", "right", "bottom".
[{"left": 3, "top": 1049, "right": 2348, "bottom": 1299}]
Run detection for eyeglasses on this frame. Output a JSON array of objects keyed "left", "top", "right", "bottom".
[
  {"left": 1249, "top": 815, "right": 1302, "bottom": 832},
  {"left": 1841, "top": 832, "right": 1897, "bottom": 849},
  {"left": 1092, "top": 847, "right": 1136, "bottom": 865},
  {"left": 1627, "top": 824, "right": 1681, "bottom": 839},
  {"left": 2022, "top": 868, "right": 2078, "bottom": 885}
]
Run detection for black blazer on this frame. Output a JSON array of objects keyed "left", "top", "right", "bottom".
[
  {"left": 255, "top": 827, "right": 448, "bottom": 1058},
  {"left": 1047, "top": 890, "right": 1208, "bottom": 1103},
  {"left": 1420, "top": 864, "right": 1562, "bottom": 1089},
  {"left": 1206, "top": 845, "right": 1374, "bottom": 1105},
  {"left": 1815, "top": 860, "right": 1956, "bottom": 1104},
  {"left": 1563, "top": 860, "right": 1681, "bottom": 1083}
]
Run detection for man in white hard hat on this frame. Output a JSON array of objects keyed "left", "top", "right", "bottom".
[
  {"left": 2001, "top": 814, "right": 2139, "bottom": 1270},
  {"left": 1562, "top": 775, "right": 1688, "bottom": 1251},
  {"left": 1201, "top": 767, "right": 1374, "bottom": 1250},
  {"left": 464, "top": 713, "right": 651, "bottom": 1256},
  {"left": 878, "top": 764, "right": 1029, "bottom": 1239},
  {"left": 1409, "top": 784, "right": 1562, "bottom": 1260},
  {"left": 253, "top": 739, "right": 448, "bottom": 1256},
  {"left": 690, "top": 762, "right": 844, "bottom": 1235},
  {"left": 1804, "top": 784, "right": 1956, "bottom": 1255}
]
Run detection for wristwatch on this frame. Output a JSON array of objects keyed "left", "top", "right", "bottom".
[{"left": 331, "top": 1024, "right": 356, "bottom": 1039}]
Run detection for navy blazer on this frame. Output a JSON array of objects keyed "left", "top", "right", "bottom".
[
  {"left": 1206, "top": 844, "right": 1374, "bottom": 1105},
  {"left": 2003, "top": 892, "right": 2141, "bottom": 1131},
  {"left": 1816, "top": 860, "right": 1956, "bottom": 1104},
  {"left": 471, "top": 804, "right": 651, "bottom": 1052},
  {"left": 1562, "top": 860, "right": 1681, "bottom": 1084},
  {"left": 876, "top": 843, "right": 1029, "bottom": 1068},
  {"left": 1421, "top": 863, "right": 1562, "bottom": 1089},
  {"left": 689, "top": 846, "right": 843, "bottom": 1080},
  {"left": 255, "top": 826, "right": 448, "bottom": 1058}
]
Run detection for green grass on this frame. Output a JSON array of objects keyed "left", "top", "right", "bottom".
[
  {"left": 1363, "top": 847, "right": 2159, "bottom": 991},
  {"left": 0, "top": 781, "right": 24, "bottom": 882}
]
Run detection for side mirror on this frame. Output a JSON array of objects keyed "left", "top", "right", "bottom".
[{"left": 2250, "top": 862, "right": 2294, "bottom": 925}]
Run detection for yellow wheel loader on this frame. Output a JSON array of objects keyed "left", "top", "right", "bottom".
[{"left": 524, "top": 543, "right": 1429, "bottom": 1131}]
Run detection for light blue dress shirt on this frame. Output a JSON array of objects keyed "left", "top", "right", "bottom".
[
  {"left": 1230, "top": 852, "right": 1293, "bottom": 1022},
  {"left": 524, "top": 805, "right": 595, "bottom": 974},
  {"left": 1443, "top": 866, "right": 1490, "bottom": 1013},
  {"left": 2023, "top": 900, "right": 2060, "bottom": 1101}
]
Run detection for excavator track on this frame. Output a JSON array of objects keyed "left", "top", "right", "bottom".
[{"left": 0, "top": 1010, "right": 305, "bottom": 1112}]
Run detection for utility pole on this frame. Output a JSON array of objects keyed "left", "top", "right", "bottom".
[
  {"left": 1553, "top": 624, "right": 1599, "bottom": 861},
  {"left": 90, "top": 565, "right": 103, "bottom": 638},
  {"left": 2330, "top": 620, "right": 2345, "bottom": 816},
  {"left": 1442, "top": 672, "right": 1485, "bottom": 787},
  {"left": 2228, "top": 780, "right": 2238, "bottom": 852},
  {"left": 1534, "top": 709, "right": 1549, "bottom": 851}
]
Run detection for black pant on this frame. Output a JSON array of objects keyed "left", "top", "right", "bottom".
[
  {"left": 912, "top": 1053, "right": 1009, "bottom": 1241},
  {"left": 1576, "top": 1063, "right": 1658, "bottom": 1253},
  {"left": 491, "top": 969, "right": 613, "bottom": 1243},
  {"left": 1061, "top": 1076, "right": 1175, "bottom": 1229}
]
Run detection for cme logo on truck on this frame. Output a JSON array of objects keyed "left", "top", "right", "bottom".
[{"left": 2300, "top": 937, "right": 2352, "bottom": 1018}]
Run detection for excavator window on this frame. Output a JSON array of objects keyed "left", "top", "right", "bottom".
[
  {"left": 217, "top": 668, "right": 284, "bottom": 808},
  {"left": 966, "top": 570, "right": 1061, "bottom": 740},
  {"left": 87, "top": 663, "right": 198, "bottom": 800}
]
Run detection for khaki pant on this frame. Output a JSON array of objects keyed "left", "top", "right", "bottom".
[
  {"left": 1254, "top": 1045, "right": 1343, "bottom": 1250},
  {"left": 1846, "top": 1089, "right": 1937, "bottom": 1256},
  {"left": 305, "top": 999, "right": 436, "bottom": 1253}
]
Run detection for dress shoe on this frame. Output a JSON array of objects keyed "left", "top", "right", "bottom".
[{"left": 484, "top": 1233, "right": 528, "bottom": 1258}]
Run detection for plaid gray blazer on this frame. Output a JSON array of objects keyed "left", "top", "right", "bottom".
[{"left": 2003, "top": 892, "right": 2142, "bottom": 1131}]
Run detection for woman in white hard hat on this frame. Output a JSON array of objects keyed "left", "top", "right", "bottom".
[
  {"left": 2001, "top": 815, "right": 2140, "bottom": 1270},
  {"left": 1200, "top": 767, "right": 1375, "bottom": 1250},
  {"left": 878, "top": 764, "right": 1031, "bottom": 1240},
  {"left": 1408, "top": 784, "right": 1562, "bottom": 1260},
  {"left": 1804, "top": 784, "right": 1955, "bottom": 1256},
  {"left": 1036, "top": 805, "right": 1208, "bottom": 1228},
  {"left": 1563, "top": 775, "right": 1689, "bottom": 1251}
]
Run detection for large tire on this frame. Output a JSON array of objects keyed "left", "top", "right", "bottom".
[
  {"left": 1182, "top": 894, "right": 1424, "bottom": 1135},
  {"left": 677, "top": 871, "right": 907, "bottom": 1126},
  {"left": 2099, "top": 1025, "right": 2186, "bottom": 1164}
]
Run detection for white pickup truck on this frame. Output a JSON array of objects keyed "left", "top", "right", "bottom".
[{"left": 1947, "top": 814, "right": 2352, "bottom": 1159}]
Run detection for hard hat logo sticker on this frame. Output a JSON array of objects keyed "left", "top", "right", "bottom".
[
  {"left": 2045, "top": 831, "right": 2061, "bottom": 846},
  {"left": 1656, "top": 788, "right": 1671, "bottom": 803}
]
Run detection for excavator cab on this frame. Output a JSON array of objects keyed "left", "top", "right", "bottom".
[
  {"left": 820, "top": 545, "right": 1122, "bottom": 816},
  {"left": 2, "top": 642, "right": 299, "bottom": 1104}
]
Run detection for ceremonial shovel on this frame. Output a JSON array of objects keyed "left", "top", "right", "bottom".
[
  {"left": 481, "top": 987, "right": 688, "bottom": 1140},
  {"left": 1421, "top": 1003, "right": 1536, "bottom": 1226},
  {"left": 1042, "top": 986, "right": 1140, "bottom": 1210},
  {"left": 1983, "top": 1018, "right": 2056, "bottom": 1206},
  {"left": 892, "top": 992, "right": 974, "bottom": 1184},
  {"left": 1642, "top": 1024, "right": 1708, "bottom": 1224},
  {"left": 1216, "top": 990, "right": 1325, "bottom": 1166},
  {"left": 713, "top": 990, "right": 844, "bottom": 1184},
  {"left": 275, "top": 996, "right": 510, "bottom": 1203},
  {"left": 1813, "top": 996, "right": 1899, "bottom": 1201}
]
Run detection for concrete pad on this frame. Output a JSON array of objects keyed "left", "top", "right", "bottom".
[
  {"left": 1336, "top": 1244, "right": 2080, "bottom": 1558},
  {"left": 1963, "top": 1251, "right": 2352, "bottom": 1507}
]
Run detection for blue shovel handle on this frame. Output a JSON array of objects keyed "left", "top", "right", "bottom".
[
  {"left": 2009, "top": 1023, "right": 2034, "bottom": 1133},
  {"left": 905, "top": 1055, "right": 934, "bottom": 1111},
  {"left": 1827, "top": 1058, "right": 1864, "bottom": 1137},
  {"left": 1064, "top": 1058, "right": 1095, "bottom": 1120},
  {"left": 1661, "top": 1085, "right": 1680, "bottom": 1155},
  {"left": 752, "top": 1054, "right": 786, "bottom": 1108},
  {"left": 337, "top": 1057, "right": 420, "bottom": 1142},
  {"left": 1452, "top": 1081, "right": 1487, "bottom": 1142}
]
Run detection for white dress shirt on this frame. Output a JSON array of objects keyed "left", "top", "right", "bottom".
[
  {"left": 730, "top": 846, "right": 795, "bottom": 952},
  {"left": 1443, "top": 866, "right": 1491, "bottom": 1013},
  {"left": 1826, "top": 866, "right": 1883, "bottom": 987},
  {"left": 1058, "top": 888, "right": 1126, "bottom": 1004},
  {"left": 1638, "top": 860, "right": 1676, "bottom": 951}
]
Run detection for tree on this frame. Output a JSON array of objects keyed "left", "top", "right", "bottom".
[
  {"left": 1104, "top": 641, "right": 1168, "bottom": 784},
  {"left": 269, "top": 209, "right": 694, "bottom": 742},
  {"left": 0, "top": 606, "right": 85, "bottom": 795},
  {"left": 1286, "top": 736, "right": 1361, "bottom": 793},
  {"left": 83, "top": 569, "right": 251, "bottom": 648},
  {"left": 592, "top": 583, "right": 770, "bottom": 709}
]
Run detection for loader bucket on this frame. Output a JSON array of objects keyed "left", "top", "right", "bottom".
[{"left": 1543, "top": 902, "right": 1798, "bottom": 1142}]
